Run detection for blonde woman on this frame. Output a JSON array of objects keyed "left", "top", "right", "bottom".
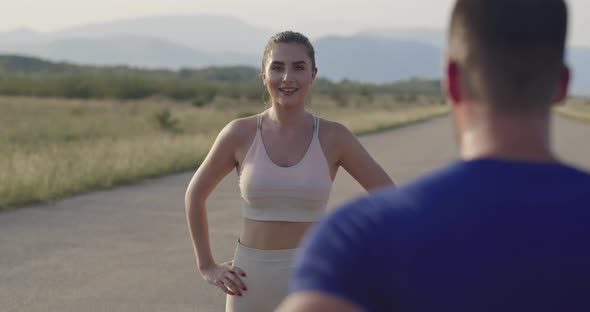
[{"left": 185, "top": 31, "right": 394, "bottom": 312}]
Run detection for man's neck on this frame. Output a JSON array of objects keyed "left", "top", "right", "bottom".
[{"left": 459, "top": 112, "right": 557, "bottom": 163}]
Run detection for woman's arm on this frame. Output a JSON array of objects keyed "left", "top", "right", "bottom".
[
  {"left": 185, "top": 119, "right": 247, "bottom": 296},
  {"left": 332, "top": 123, "right": 394, "bottom": 191}
]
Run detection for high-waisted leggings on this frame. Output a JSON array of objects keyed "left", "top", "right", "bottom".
[{"left": 225, "top": 241, "right": 297, "bottom": 312}]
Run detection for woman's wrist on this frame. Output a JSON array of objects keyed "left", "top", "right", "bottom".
[{"left": 198, "top": 258, "right": 216, "bottom": 271}]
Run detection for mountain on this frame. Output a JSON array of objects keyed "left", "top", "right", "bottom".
[
  {"left": 0, "top": 15, "right": 268, "bottom": 69},
  {"left": 313, "top": 35, "right": 442, "bottom": 83},
  {"left": 357, "top": 28, "right": 589, "bottom": 95},
  {"left": 52, "top": 15, "right": 273, "bottom": 55},
  {"left": 0, "top": 28, "right": 48, "bottom": 45},
  {"left": 357, "top": 28, "right": 446, "bottom": 48},
  {"left": 0, "top": 18, "right": 588, "bottom": 95},
  {"left": 0, "top": 36, "right": 258, "bottom": 69}
]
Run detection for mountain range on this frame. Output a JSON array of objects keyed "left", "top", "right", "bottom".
[{"left": 0, "top": 15, "right": 588, "bottom": 95}]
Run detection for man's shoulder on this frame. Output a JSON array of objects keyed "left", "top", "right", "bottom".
[
  {"left": 325, "top": 162, "right": 466, "bottom": 229},
  {"left": 321, "top": 158, "right": 590, "bottom": 238}
]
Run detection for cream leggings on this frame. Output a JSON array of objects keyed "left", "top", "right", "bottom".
[{"left": 225, "top": 241, "right": 297, "bottom": 312}]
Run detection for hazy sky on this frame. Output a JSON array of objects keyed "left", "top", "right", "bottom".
[{"left": 3, "top": 0, "right": 589, "bottom": 47}]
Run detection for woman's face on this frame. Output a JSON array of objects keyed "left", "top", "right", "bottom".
[{"left": 262, "top": 43, "right": 317, "bottom": 108}]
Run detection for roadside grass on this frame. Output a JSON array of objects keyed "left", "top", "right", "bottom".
[
  {"left": 0, "top": 95, "right": 449, "bottom": 210},
  {"left": 556, "top": 97, "right": 590, "bottom": 123}
]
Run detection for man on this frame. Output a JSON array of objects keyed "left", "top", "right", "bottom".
[{"left": 278, "top": 0, "right": 590, "bottom": 311}]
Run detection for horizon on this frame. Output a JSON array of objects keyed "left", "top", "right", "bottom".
[{"left": 2, "top": 0, "right": 589, "bottom": 48}]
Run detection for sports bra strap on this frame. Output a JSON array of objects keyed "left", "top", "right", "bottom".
[
  {"left": 256, "top": 114, "right": 262, "bottom": 130},
  {"left": 314, "top": 116, "right": 319, "bottom": 137}
]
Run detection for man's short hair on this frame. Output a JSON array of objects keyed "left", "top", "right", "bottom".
[{"left": 448, "top": 0, "right": 568, "bottom": 112}]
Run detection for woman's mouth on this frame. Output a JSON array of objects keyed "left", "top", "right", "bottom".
[{"left": 278, "top": 87, "right": 298, "bottom": 96}]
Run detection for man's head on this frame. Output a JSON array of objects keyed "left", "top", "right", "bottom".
[{"left": 445, "top": 0, "right": 570, "bottom": 115}]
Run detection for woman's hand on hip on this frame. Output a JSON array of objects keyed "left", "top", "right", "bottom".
[{"left": 200, "top": 261, "right": 247, "bottom": 296}]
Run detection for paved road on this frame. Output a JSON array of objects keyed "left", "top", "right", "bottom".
[{"left": 1, "top": 115, "right": 589, "bottom": 312}]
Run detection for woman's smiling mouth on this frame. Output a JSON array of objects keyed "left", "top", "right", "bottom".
[{"left": 278, "top": 87, "right": 298, "bottom": 96}]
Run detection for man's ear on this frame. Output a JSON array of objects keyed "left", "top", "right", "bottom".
[
  {"left": 552, "top": 64, "right": 570, "bottom": 105},
  {"left": 444, "top": 60, "right": 462, "bottom": 106}
]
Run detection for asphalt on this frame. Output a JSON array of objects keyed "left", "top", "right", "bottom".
[{"left": 1, "top": 115, "right": 588, "bottom": 312}]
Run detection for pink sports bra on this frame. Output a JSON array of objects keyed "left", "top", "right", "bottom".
[{"left": 238, "top": 114, "right": 333, "bottom": 222}]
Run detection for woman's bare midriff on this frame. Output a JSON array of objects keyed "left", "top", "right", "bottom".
[{"left": 240, "top": 218, "right": 314, "bottom": 250}]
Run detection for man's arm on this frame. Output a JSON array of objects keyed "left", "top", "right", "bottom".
[
  {"left": 277, "top": 291, "right": 364, "bottom": 312},
  {"left": 277, "top": 197, "right": 390, "bottom": 312}
]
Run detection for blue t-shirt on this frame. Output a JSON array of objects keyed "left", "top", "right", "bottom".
[{"left": 290, "top": 158, "right": 590, "bottom": 312}]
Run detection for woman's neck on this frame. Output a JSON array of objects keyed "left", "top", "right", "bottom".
[{"left": 266, "top": 105, "right": 308, "bottom": 128}]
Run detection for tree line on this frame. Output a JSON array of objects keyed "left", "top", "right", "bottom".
[{"left": 0, "top": 55, "right": 442, "bottom": 105}]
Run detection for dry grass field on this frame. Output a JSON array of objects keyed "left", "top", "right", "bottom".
[
  {"left": 556, "top": 97, "right": 590, "bottom": 123},
  {"left": 0, "top": 95, "right": 449, "bottom": 209}
]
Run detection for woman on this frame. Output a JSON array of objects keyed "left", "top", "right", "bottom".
[{"left": 185, "top": 31, "right": 394, "bottom": 312}]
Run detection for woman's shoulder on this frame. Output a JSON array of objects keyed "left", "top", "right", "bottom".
[
  {"left": 217, "top": 114, "right": 259, "bottom": 144},
  {"left": 315, "top": 116, "right": 359, "bottom": 163},
  {"left": 227, "top": 114, "right": 258, "bottom": 132},
  {"left": 316, "top": 117, "right": 354, "bottom": 140}
]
